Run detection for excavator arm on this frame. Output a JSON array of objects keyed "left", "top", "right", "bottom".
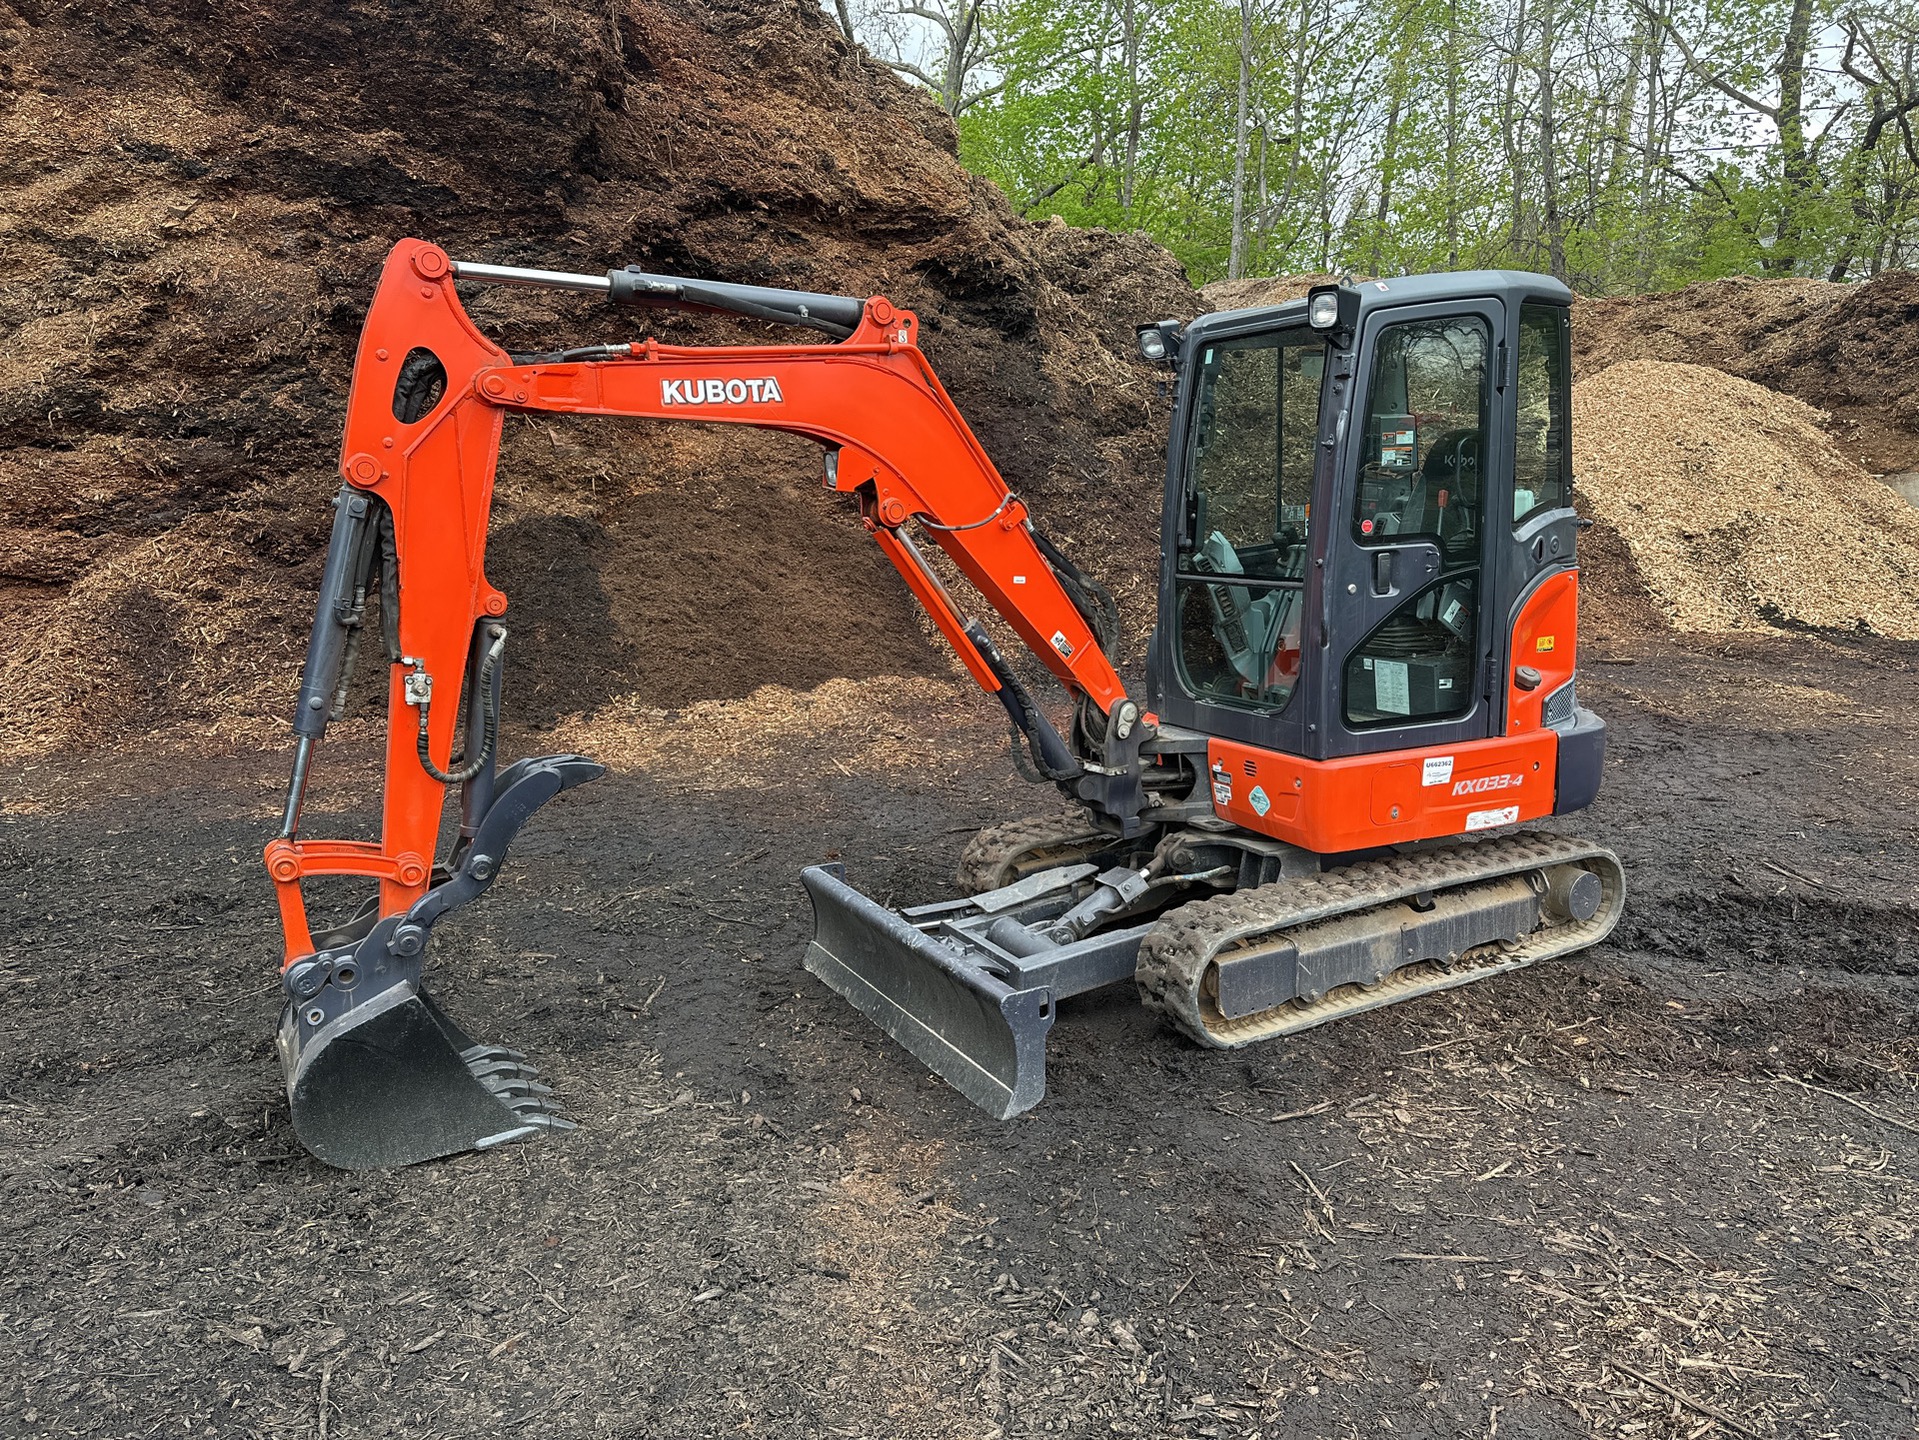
[{"left": 267, "top": 239, "right": 1152, "bottom": 1167}]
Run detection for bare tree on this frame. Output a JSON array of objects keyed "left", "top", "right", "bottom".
[{"left": 858, "top": 0, "right": 1008, "bottom": 117}]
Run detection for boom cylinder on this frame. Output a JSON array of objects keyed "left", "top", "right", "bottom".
[{"left": 447, "top": 257, "right": 864, "bottom": 338}]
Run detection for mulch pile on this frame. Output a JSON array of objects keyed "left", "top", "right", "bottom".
[
  {"left": 1576, "top": 271, "right": 1919, "bottom": 475},
  {"left": 0, "top": 0, "right": 1195, "bottom": 758},
  {"left": 1574, "top": 361, "right": 1919, "bottom": 637}
]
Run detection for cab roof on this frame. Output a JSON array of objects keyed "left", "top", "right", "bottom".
[{"left": 1190, "top": 270, "right": 1574, "bottom": 340}]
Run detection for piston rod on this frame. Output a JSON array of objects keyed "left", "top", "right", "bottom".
[{"left": 449, "top": 260, "right": 612, "bottom": 293}]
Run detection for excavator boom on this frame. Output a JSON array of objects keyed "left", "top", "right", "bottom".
[{"left": 269, "top": 240, "right": 1148, "bottom": 1166}]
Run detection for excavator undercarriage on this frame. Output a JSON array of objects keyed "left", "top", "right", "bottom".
[{"left": 266, "top": 240, "right": 1623, "bottom": 1167}]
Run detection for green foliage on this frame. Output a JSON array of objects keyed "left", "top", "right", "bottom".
[{"left": 856, "top": 0, "right": 1919, "bottom": 291}]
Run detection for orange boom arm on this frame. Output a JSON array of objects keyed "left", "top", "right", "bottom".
[{"left": 266, "top": 239, "right": 1143, "bottom": 970}]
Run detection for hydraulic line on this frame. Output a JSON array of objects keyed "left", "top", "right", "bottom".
[{"left": 414, "top": 626, "right": 507, "bottom": 786}]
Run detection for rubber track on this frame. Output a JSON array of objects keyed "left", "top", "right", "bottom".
[
  {"left": 1136, "top": 831, "right": 1624, "bottom": 1049},
  {"left": 956, "top": 813, "right": 1118, "bottom": 894}
]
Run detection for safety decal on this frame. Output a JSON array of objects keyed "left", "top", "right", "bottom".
[
  {"left": 1210, "top": 763, "right": 1233, "bottom": 807},
  {"left": 1248, "top": 784, "right": 1271, "bottom": 817},
  {"left": 1536, "top": 635, "right": 1556, "bottom": 652},
  {"left": 1421, "top": 756, "right": 1455, "bottom": 787},
  {"left": 1465, "top": 805, "right": 1520, "bottom": 832}
]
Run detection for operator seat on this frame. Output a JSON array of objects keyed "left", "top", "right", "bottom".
[{"left": 1194, "top": 531, "right": 1301, "bottom": 694}]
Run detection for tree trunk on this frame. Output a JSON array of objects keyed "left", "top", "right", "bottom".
[
  {"left": 1444, "top": 0, "right": 1460, "bottom": 268},
  {"left": 1770, "top": 0, "right": 1814, "bottom": 271},
  {"left": 1502, "top": 0, "right": 1530, "bottom": 259},
  {"left": 1373, "top": 89, "right": 1403, "bottom": 276},
  {"left": 1229, "top": 0, "right": 1253, "bottom": 279},
  {"left": 1635, "top": 20, "right": 1664, "bottom": 289},
  {"left": 1537, "top": 0, "right": 1566, "bottom": 279},
  {"left": 1121, "top": 0, "right": 1142, "bottom": 216}
]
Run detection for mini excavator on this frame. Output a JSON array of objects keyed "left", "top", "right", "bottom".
[{"left": 268, "top": 239, "right": 1624, "bottom": 1168}]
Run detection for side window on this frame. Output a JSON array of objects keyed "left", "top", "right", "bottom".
[
  {"left": 1350, "top": 317, "right": 1490, "bottom": 564},
  {"left": 1514, "top": 302, "right": 1571, "bottom": 524}
]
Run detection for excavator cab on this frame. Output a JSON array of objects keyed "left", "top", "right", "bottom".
[
  {"left": 1151, "top": 274, "right": 1598, "bottom": 802},
  {"left": 268, "top": 247, "right": 1620, "bottom": 1166}
]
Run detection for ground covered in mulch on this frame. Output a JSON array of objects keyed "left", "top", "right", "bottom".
[{"left": 3, "top": 629, "right": 1915, "bottom": 1439}]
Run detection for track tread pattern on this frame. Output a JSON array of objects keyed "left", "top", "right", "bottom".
[
  {"left": 956, "top": 812, "right": 1116, "bottom": 894},
  {"left": 1136, "top": 832, "right": 1624, "bottom": 1049}
]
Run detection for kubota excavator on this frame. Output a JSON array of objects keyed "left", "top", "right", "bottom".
[{"left": 267, "top": 239, "right": 1624, "bottom": 1168}]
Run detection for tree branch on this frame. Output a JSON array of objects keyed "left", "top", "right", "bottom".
[
  {"left": 878, "top": 56, "right": 942, "bottom": 89},
  {"left": 1018, "top": 127, "right": 1116, "bottom": 215},
  {"left": 1633, "top": 0, "right": 1779, "bottom": 121}
]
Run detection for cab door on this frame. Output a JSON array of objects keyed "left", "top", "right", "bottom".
[{"left": 1319, "top": 298, "right": 1508, "bottom": 757}]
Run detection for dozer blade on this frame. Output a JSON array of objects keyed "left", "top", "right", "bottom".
[
  {"left": 280, "top": 984, "right": 573, "bottom": 1170},
  {"left": 802, "top": 865, "right": 1057, "bottom": 1119}
]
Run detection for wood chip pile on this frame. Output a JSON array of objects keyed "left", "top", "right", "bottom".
[{"left": 1573, "top": 360, "right": 1919, "bottom": 637}]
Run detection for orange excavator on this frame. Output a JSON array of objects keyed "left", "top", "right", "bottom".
[{"left": 268, "top": 239, "right": 1624, "bottom": 1168}]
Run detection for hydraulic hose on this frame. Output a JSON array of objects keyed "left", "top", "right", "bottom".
[{"left": 416, "top": 626, "right": 507, "bottom": 785}]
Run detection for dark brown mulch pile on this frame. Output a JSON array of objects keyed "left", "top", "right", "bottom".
[{"left": 0, "top": 0, "right": 1195, "bottom": 752}]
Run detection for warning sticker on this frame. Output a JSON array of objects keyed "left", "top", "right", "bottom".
[
  {"left": 1465, "top": 805, "right": 1520, "bottom": 832},
  {"left": 1421, "top": 756, "right": 1455, "bottom": 787},
  {"left": 1249, "top": 784, "right": 1271, "bottom": 817}
]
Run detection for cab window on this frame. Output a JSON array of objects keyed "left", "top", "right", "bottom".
[
  {"left": 1350, "top": 316, "right": 1490, "bottom": 563},
  {"left": 1174, "top": 329, "right": 1325, "bottom": 711},
  {"left": 1514, "top": 302, "right": 1571, "bottom": 523}
]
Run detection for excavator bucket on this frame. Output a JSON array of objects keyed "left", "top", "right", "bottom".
[
  {"left": 271, "top": 754, "right": 602, "bottom": 1169},
  {"left": 278, "top": 984, "right": 572, "bottom": 1170},
  {"left": 800, "top": 863, "right": 1145, "bottom": 1118}
]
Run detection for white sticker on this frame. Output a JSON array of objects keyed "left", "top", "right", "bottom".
[
  {"left": 1421, "top": 756, "right": 1455, "bottom": 787},
  {"left": 1465, "top": 805, "right": 1520, "bottom": 832},
  {"left": 1374, "top": 659, "right": 1410, "bottom": 715},
  {"left": 1249, "top": 784, "right": 1271, "bottom": 817},
  {"left": 1210, "top": 764, "right": 1232, "bottom": 807}
]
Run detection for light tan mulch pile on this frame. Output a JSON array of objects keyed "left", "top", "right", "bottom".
[{"left": 1573, "top": 360, "right": 1919, "bottom": 637}]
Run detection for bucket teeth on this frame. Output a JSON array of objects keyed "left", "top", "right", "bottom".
[
  {"left": 467, "top": 1057, "right": 541, "bottom": 1079},
  {"left": 461, "top": 1044, "right": 528, "bottom": 1064},
  {"left": 282, "top": 987, "right": 575, "bottom": 1169}
]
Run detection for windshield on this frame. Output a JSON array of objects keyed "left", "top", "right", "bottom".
[{"left": 1174, "top": 327, "right": 1326, "bottom": 711}]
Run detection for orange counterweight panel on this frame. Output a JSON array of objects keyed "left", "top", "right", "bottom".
[
  {"left": 1207, "top": 730, "right": 1560, "bottom": 854},
  {"left": 1506, "top": 569, "right": 1579, "bottom": 735}
]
